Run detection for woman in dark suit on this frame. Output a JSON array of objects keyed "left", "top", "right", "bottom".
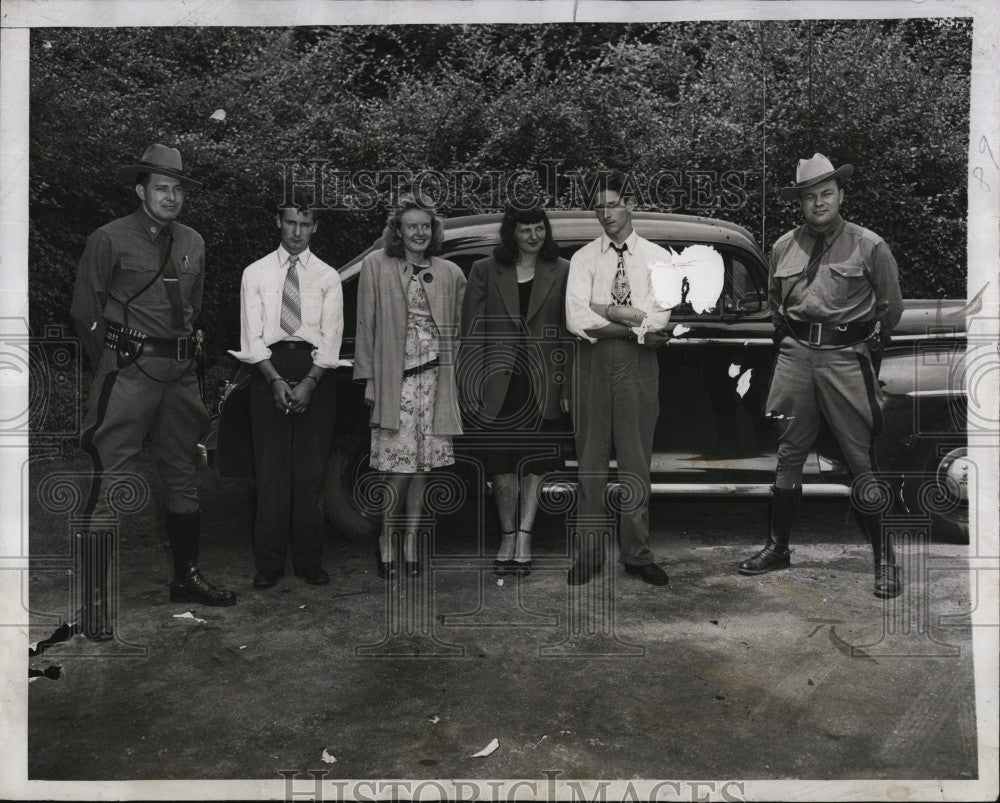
[{"left": 461, "top": 205, "right": 571, "bottom": 576}]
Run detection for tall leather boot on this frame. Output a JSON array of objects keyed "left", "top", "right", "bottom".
[
  {"left": 167, "top": 511, "right": 237, "bottom": 606},
  {"left": 738, "top": 485, "right": 801, "bottom": 575},
  {"left": 857, "top": 511, "right": 902, "bottom": 599}
]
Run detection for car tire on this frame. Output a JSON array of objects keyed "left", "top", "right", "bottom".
[
  {"left": 323, "top": 434, "right": 379, "bottom": 543},
  {"left": 899, "top": 434, "right": 970, "bottom": 544}
]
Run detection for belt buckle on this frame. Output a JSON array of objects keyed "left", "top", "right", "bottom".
[
  {"left": 176, "top": 338, "right": 190, "bottom": 361},
  {"left": 808, "top": 322, "right": 822, "bottom": 346}
]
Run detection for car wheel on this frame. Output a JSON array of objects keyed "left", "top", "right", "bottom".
[
  {"left": 323, "top": 434, "right": 379, "bottom": 543},
  {"left": 899, "top": 435, "right": 970, "bottom": 544}
]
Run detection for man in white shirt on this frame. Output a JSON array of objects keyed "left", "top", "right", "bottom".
[
  {"left": 565, "top": 170, "right": 673, "bottom": 586},
  {"left": 229, "top": 205, "right": 349, "bottom": 588}
]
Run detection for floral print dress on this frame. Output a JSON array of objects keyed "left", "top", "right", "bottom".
[{"left": 370, "top": 274, "right": 455, "bottom": 472}]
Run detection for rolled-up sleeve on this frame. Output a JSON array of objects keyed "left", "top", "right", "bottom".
[
  {"left": 70, "top": 229, "right": 115, "bottom": 366},
  {"left": 313, "top": 269, "right": 351, "bottom": 369},
  {"left": 227, "top": 267, "right": 273, "bottom": 365},
  {"left": 565, "top": 251, "right": 609, "bottom": 342}
]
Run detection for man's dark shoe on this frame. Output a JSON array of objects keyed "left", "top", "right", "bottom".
[
  {"left": 567, "top": 557, "right": 603, "bottom": 586},
  {"left": 624, "top": 562, "right": 669, "bottom": 586},
  {"left": 738, "top": 540, "right": 791, "bottom": 575},
  {"left": 171, "top": 569, "right": 238, "bottom": 605},
  {"left": 252, "top": 569, "right": 283, "bottom": 589},
  {"left": 874, "top": 563, "right": 902, "bottom": 599},
  {"left": 295, "top": 566, "right": 330, "bottom": 585},
  {"left": 166, "top": 510, "right": 237, "bottom": 605}
]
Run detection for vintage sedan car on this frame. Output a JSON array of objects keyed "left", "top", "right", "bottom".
[{"left": 211, "top": 212, "right": 969, "bottom": 543}]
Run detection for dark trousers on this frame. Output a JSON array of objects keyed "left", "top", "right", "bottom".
[
  {"left": 249, "top": 348, "right": 336, "bottom": 572},
  {"left": 572, "top": 338, "right": 659, "bottom": 566}
]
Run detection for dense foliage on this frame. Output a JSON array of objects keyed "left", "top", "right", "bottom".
[{"left": 29, "top": 20, "right": 971, "bottom": 376}]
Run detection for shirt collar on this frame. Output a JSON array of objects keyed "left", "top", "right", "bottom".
[
  {"left": 277, "top": 246, "right": 311, "bottom": 268},
  {"left": 133, "top": 208, "right": 171, "bottom": 241},
  {"left": 804, "top": 216, "right": 845, "bottom": 241},
  {"left": 599, "top": 229, "right": 639, "bottom": 254}
]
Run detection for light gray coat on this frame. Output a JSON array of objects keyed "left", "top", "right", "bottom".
[{"left": 353, "top": 249, "right": 466, "bottom": 435}]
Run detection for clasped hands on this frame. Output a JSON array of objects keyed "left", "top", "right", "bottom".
[{"left": 271, "top": 378, "right": 315, "bottom": 414}]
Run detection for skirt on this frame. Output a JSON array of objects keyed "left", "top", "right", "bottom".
[{"left": 370, "top": 366, "right": 454, "bottom": 473}]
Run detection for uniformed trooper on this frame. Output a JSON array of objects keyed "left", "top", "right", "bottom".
[
  {"left": 738, "top": 154, "right": 904, "bottom": 599},
  {"left": 71, "top": 144, "right": 235, "bottom": 636}
]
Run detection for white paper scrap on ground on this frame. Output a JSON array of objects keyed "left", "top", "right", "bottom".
[
  {"left": 172, "top": 612, "right": 206, "bottom": 624},
  {"left": 430, "top": 716, "right": 440, "bottom": 723},
  {"left": 321, "top": 749, "right": 337, "bottom": 764},
  {"left": 471, "top": 738, "right": 499, "bottom": 757},
  {"left": 728, "top": 363, "right": 741, "bottom": 378}
]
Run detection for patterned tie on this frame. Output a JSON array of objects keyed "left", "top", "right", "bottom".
[
  {"left": 610, "top": 242, "right": 631, "bottom": 306},
  {"left": 280, "top": 254, "right": 302, "bottom": 335},
  {"left": 804, "top": 232, "right": 826, "bottom": 285}
]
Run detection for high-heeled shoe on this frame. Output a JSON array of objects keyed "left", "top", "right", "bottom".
[
  {"left": 404, "top": 561, "right": 421, "bottom": 578},
  {"left": 375, "top": 547, "right": 396, "bottom": 580},
  {"left": 493, "top": 531, "right": 516, "bottom": 576}
]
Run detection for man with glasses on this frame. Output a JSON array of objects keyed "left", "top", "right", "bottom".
[{"left": 564, "top": 169, "right": 673, "bottom": 587}]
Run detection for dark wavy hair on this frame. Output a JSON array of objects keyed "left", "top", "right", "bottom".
[
  {"left": 492, "top": 205, "right": 560, "bottom": 266},
  {"left": 382, "top": 194, "right": 444, "bottom": 258}
]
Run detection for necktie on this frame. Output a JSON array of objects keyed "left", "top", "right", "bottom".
[
  {"left": 280, "top": 255, "right": 302, "bottom": 335},
  {"left": 159, "top": 225, "right": 185, "bottom": 329},
  {"left": 610, "top": 242, "right": 631, "bottom": 306},
  {"left": 804, "top": 233, "right": 826, "bottom": 285}
]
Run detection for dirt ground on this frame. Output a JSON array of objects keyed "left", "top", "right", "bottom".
[{"left": 24, "top": 455, "right": 980, "bottom": 784}]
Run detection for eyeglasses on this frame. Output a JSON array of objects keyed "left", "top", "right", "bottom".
[{"left": 593, "top": 199, "right": 628, "bottom": 211}]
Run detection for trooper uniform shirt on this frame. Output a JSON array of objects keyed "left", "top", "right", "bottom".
[
  {"left": 71, "top": 208, "right": 209, "bottom": 517},
  {"left": 71, "top": 209, "right": 205, "bottom": 366},
  {"left": 769, "top": 217, "right": 903, "bottom": 330}
]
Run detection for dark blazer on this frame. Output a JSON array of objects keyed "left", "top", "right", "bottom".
[{"left": 460, "top": 255, "right": 571, "bottom": 421}]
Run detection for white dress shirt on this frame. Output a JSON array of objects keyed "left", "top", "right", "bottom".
[
  {"left": 565, "top": 229, "right": 673, "bottom": 343},
  {"left": 228, "top": 246, "right": 350, "bottom": 369}
]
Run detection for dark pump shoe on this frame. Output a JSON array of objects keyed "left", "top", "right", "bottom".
[
  {"left": 874, "top": 563, "right": 902, "bottom": 599},
  {"left": 624, "top": 562, "right": 669, "bottom": 586},
  {"left": 738, "top": 540, "right": 791, "bottom": 575},
  {"left": 404, "top": 561, "right": 421, "bottom": 579},
  {"left": 295, "top": 566, "right": 330, "bottom": 585},
  {"left": 252, "top": 569, "right": 283, "bottom": 589},
  {"left": 375, "top": 548, "right": 396, "bottom": 580},
  {"left": 567, "top": 557, "right": 603, "bottom": 586}
]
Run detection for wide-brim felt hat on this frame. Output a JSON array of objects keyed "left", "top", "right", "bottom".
[
  {"left": 780, "top": 153, "right": 853, "bottom": 201},
  {"left": 116, "top": 143, "right": 202, "bottom": 188}
]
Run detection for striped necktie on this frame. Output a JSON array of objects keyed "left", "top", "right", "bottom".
[
  {"left": 280, "top": 254, "right": 302, "bottom": 335},
  {"left": 610, "top": 242, "right": 631, "bottom": 306}
]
